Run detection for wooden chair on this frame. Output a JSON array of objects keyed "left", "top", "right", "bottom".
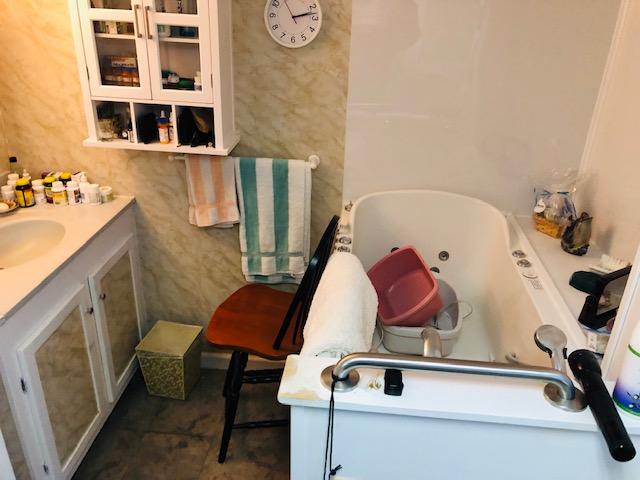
[{"left": 206, "top": 216, "right": 340, "bottom": 463}]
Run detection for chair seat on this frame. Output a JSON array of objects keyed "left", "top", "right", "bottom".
[{"left": 206, "top": 284, "right": 299, "bottom": 360}]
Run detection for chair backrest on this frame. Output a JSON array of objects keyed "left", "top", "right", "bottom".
[{"left": 273, "top": 215, "right": 340, "bottom": 350}]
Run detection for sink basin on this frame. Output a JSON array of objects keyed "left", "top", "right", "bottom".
[{"left": 0, "top": 219, "right": 66, "bottom": 269}]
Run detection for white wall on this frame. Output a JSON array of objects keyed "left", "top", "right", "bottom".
[
  {"left": 577, "top": 0, "right": 640, "bottom": 263},
  {"left": 342, "top": 0, "right": 620, "bottom": 214}
]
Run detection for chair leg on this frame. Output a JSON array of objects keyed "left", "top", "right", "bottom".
[{"left": 218, "top": 351, "right": 248, "bottom": 463}]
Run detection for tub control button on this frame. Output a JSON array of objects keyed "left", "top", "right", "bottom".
[
  {"left": 522, "top": 268, "right": 538, "bottom": 279},
  {"left": 337, "top": 236, "right": 352, "bottom": 245},
  {"left": 517, "top": 259, "right": 532, "bottom": 268},
  {"left": 512, "top": 250, "right": 527, "bottom": 258}
]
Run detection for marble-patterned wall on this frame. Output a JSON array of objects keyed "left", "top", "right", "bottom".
[{"left": 0, "top": 1, "right": 351, "bottom": 334}]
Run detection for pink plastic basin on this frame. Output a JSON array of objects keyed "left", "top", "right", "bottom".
[{"left": 367, "top": 246, "right": 443, "bottom": 327}]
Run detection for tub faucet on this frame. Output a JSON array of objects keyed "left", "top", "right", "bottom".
[{"left": 422, "top": 326, "right": 442, "bottom": 358}]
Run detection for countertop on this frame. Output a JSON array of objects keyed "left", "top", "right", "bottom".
[{"left": 0, "top": 196, "right": 135, "bottom": 323}]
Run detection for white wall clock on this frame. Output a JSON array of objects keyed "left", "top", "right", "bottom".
[{"left": 264, "top": 0, "right": 322, "bottom": 48}]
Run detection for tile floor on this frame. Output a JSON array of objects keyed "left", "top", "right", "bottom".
[{"left": 73, "top": 369, "right": 289, "bottom": 480}]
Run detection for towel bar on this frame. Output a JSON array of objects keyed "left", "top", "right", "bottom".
[{"left": 168, "top": 153, "right": 321, "bottom": 170}]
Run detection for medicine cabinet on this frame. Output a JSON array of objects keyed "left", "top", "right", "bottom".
[{"left": 68, "top": 0, "right": 238, "bottom": 155}]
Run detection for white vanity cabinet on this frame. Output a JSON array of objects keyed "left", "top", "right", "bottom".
[
  {"left": 0, "top": 203, "right": 145, "bottom": 479},
  {"left": 68, "top": 0, "right": 238, "bottom": 155}
]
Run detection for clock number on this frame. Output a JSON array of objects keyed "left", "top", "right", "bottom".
[
  {"left": 312, "top": 15, "right": 319, "bottom": 21},
  {"left": 272, "top": 24, "right": 279, "bottom": 30},
  {"left": 301, "top": 33, "right": 307, "bottom": 41},
  {"left": 290, "top": 35, "right": 295, "bottom": 44},
  {"left": 272, "top": 0, "right": 279, "bottom": 7},
  {"left": 269, "top": 12, "right": 276, "bottom": 18},
  {"left": 310, "top": 2, "right": 317, "bottom": 8},
  {"left": 310, "top": 26, "right": 316, "bottom": 32},
  {"left": 280, "top": 32, "right": 286, "bottom": 38}
]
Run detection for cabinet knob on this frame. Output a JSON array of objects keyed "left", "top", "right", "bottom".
[
  {"left": 86, "top": 307, "right": 94, "bottom": 315},
  {"left": 100, "top": 293, "right": 107, "bottom": 301}
]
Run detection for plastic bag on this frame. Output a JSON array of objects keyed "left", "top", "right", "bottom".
[{"left": 533, "top": 168, "right": 579, "bottom": 238}]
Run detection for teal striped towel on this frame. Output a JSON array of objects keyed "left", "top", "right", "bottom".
[{"left": 235, "top": 157, "right": 312, "bottom": 284}]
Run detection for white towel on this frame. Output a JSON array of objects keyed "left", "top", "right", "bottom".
[
  {"left": 300, "top": 253, "right": 378, "bottom": 358},
  {"left": 185, "top": 155, "right": 239, "bottom": 228},
  {"left": 235, "top": 157, "right": 312, "bottom": 283}
]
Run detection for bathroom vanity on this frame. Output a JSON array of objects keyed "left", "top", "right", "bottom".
[{"left": 0, "top": 197, "right": 145, "bottom": 480}]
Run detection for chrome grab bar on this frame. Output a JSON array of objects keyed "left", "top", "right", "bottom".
[{"left": 320, "top": 352, "right": 587, "bottom": 412}]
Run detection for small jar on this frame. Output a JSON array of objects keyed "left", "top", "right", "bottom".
[
  {"left": 33, "top": 185, "right": 46, "bottom": 205},
  {"left": 43, "top": 176, "right": 55, "bottom": 204},
  {"left": 31, "top": 179, "right": 43, "bottom": 189},
  {"left": 7, "top": 173, "right": 19, "bottom": 183},
  {"left": 99, "top": 186, "right": 114, "bottom": 203},
  {"left": 15, "top": 178, "right": 35, "bottom": 208},
  {"left": 7, "top": 179, "right": 17, "bottom": 190},
  {"left": 22, "top": 170, "right": 31, "bottom": 182},
  {"left": 87, "top": 184, "right": 102, "bottom": 205},
  {"left": 51, "top": 181, "right": 68, "bottom": 206},
  {"left": 66, "top": 181, "right": 81, "bottom": 206},
  {"left": 1, "top": 185, "right": 16, "bottom": 203}
]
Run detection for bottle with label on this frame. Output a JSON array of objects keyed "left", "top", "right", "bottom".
[
  {"left": 43, "top": 176, "right": 55, "bottom": 204},
  {"left": 1, "top": 185, "right": 15, "bottom": 203},
  {"left": 33, "top": 185, "right": 46, "bottom": 205},
  {"left": 60, "top": 172, "right": 72, "bottom": 186},
  {"left": 66, "top": 181, "right": 81, "bottom": 206},
  {"left": 614, "top": 321, "right": 640, "bottom": 416},
  {"left": 168, "top": 111, "right": 175, "bottom": 142},
  {"left": 51, "top": 181, "right": 68, "bottom": 206},
  {"left": 15, "top": 178, "right": 35, "bottom": 208},
  {"left": 8, "top": 156, "right": 20, "bottom": 175},
  {"left": 158, "top": 110, "right": 170, "bottom": 144}
]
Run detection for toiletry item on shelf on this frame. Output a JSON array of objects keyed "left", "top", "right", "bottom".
[
  {"left": 533, "top": 168, "right": 579, "bottom": 238},
  {"left": 51, "top": 181, "right": 68, "bottom": 206},
  {"left": 15, "top": 178, "right": 35, "bottom": 208},
  {"left": 66, "top": 181, "right": 81, "bottom": 205},
  {"left": 590, "top": 255, "right": 631, "bottom": 275},
  {"left": 60, "top": 172, "right": 72, "bottom": 186},
  {"left": 194, "top": 71, "right": 202, "bottom": 91},
  {"left": 158, "top": 111, "right": 170, "bottom": 144},
  {"left": 87, "top": 184, "right": 102, "bottom": 205},
  {"left": 33, "top": 185, "right": 46, "bottom": 205},
  {"left": 561, "top": 212, "right": 592, "bottom": 256},
  {"left": 31, "top": 179, "right": 43, "bottom": 188},
  {"left": 21, "top": 169, "right": 31, "bottom": 182},
  {"left": 7, "top": 179, "right": 17, "bottom": 190},
  {"left": 614, "top": 321, "right": 640, "bottom": 417},
  {"left": 9, "top": 156, "right": 20, "bottom": 175},
  {"left": 126, "top": 119, "right": 134, "bottom": 142},
  {"left": 79, "top": 181, "right": 90, "bottom": 204},
  {"left": 99, "top": 186, "right": 114, "bottom": 203},
  {"left": 73, "top": 172, "right": 88, "bottom": 184},
  {"left": 1, "top": 185, "right": 16, "bottom": 202},
  {"left": 7, "top": 173, "right": 18, "bottom": 183},
  {"left": 43, "top": 176, "right": 55, "bottom": 204},
  {"left": 168, "top": 112, "right": 175, "bottom": 142}
]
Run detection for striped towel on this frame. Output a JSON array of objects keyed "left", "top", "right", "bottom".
[
  {"left": 185, "top": 155, "right": 239, "bottom": 228},
  {"left": 235, "top": 157, "right": 312, "bottom": 284}
]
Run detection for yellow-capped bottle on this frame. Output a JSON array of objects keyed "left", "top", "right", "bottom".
[{"left": 15, "top": 178, "right": 35, "bottom": 208}]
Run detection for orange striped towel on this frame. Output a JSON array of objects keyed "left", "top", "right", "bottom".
[{"left": 185, "top": 155, "right": 239, "bottom": 228}]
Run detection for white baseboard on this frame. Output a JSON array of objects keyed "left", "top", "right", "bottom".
[{"left": 201, "top": 351, "right": 285, "bottom": 370}]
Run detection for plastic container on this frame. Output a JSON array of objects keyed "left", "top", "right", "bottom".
[
  {"left": 43, "top": 176, "right": 55, "bottom": 204},
  {"left": 367, "top": 246, "right": 443, "bottom": 327},
  {"left": 136, "top": 320, "right": 203, "bottom": 400},
  {"left": 99, "top": 186, "right": 114, "bottom": 203},
  {"left": 51, "top": 181, "right": 67, "bottom": 206},
  {"left": 33, "top": 185, "right": 46, "bottom": 205},
  {"left": 1, "top": 185, "right": 15, "bottom": 203},
  {"left": 380, "top": 279, "right": 465, "bottom": 357},
  {"left": 66, "top": 181, "right": 81, "bottom": 205},
  {"left": 15, "top": 178, "right": 35, "bottom": 208},
  {"left": 613, "top": 321, "right": 640, "bottom": 416},
  {"left": 87, "top": 184, "right": 102, "bottom": 205}
]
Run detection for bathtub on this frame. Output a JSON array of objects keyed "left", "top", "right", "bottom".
[{"left": 278, "top": 190, "right": 640, "bottom": 479}]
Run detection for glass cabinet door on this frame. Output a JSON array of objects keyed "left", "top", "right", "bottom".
[
  {"left": 144, "top": 0, "right": 214, "bottom": 103},
  {"left": 78, "top": 0, "right": 152, "bottom": 99}
]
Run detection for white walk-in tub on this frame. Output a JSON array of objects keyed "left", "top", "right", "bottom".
[{"left": 279, "top": 190, "right": 640, "bottom": 479}]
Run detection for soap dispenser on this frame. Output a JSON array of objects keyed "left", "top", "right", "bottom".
[{"left": 613, "top": 320, "right": 640, "bottom": 416}]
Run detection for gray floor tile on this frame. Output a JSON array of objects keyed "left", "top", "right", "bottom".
[{"left": 73, "top": 427, "right": 139, "bottom": 480}]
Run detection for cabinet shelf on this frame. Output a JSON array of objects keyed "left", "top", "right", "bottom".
[
  {"left": 94, "top": 33, "right": 136, "bottom": 40},
  {"left": 158, "top": 36, "right": 200, "bottom": 44},
  {"left": 71, "top": 0, "right": 238, "bottom": 155}
]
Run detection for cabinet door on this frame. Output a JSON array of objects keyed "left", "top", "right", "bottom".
[
  {"left": 17, "top": 285, "right": 107, "bottom": 479},
  {"left": 88, "top": 236, "right": 143, "bottom": 403},
  {"left": 144, "top": 0, "right": 214, "bottom": 103},
  {"left": 77, "top": 0, "right": 153, "bottom": 99}
]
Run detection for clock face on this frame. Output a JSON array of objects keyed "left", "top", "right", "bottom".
[{"left": 264, "top": 0, "right": 322, "bottom": 48}]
